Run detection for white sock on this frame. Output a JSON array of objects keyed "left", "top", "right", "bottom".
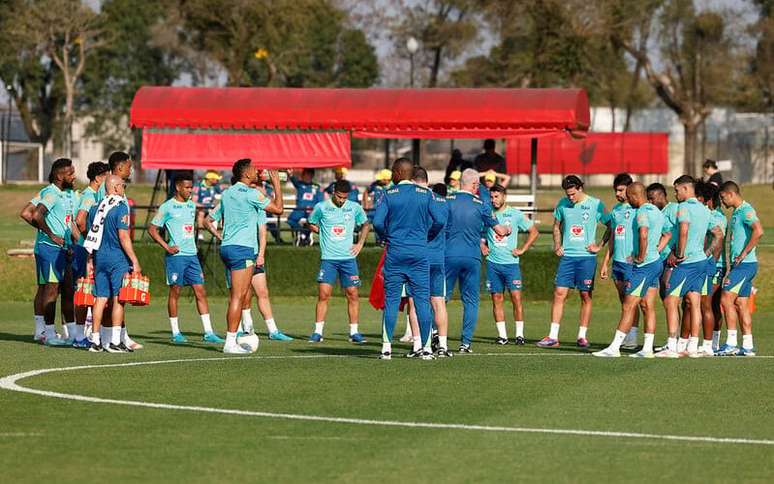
[
  {"left": 241, "top": 309, "right": 254, "bottom": 333},
  {"left": 92, "top": 329, "right": 101, "bottom": 345},
  {"left": 264, "top": 318, "right": 278, "bottom": 334},
  {"left": 238, "top": 321, "right": 244, "bottom": 333},
  {"left": 402, "top": 318, "right": 412, "bottom": 337},
  {"left": 687, "top": 336, "right": 699, "bottom": 353},
  {"left": 382, "top": 342, "right": 392, "bottom": 354},
  {"left": 65, "top": 322, "right": 76, "bottom": 340},
  {"left": 701, "top": 339, "right": 713, "bottom": 351},
  {"left": 548, "top": 322, "right": 560, "bottom": 340},
  {"left": 667, "top": 337, "right": 677, "bottom": 352},
  {"left": 626, "top": 326, "right": 639, "bottom": 340},
  {"left": 169, "top": 317, "right": 180, "bottom": 335},
  {"left": 413, "top": 337, "right": 422, "bottom": 352},
  {"left": 61, "top": 323, "right": 69, "bottom": 339},
  {"left": 577, "top": 326, "right": 588, "bottom": 340},
  {"left": 495, "top": 321, "right": 507, "bottom": 339},
  {"left": 609, "top": 330, "right": 626, "bottom": 351},
  {"left": 200, "top": 314, "right": 213, "bottom": 334},
  {"left": 726, "top": 329, "right": 738, "bottom": 346},
  {"left": 45, "top": 324, "right": 56, "bottom": 340},
  {"left": 515, "top": 321, "right": 524, "bottom": 338},
  {"left": 712, "top": 330, "right": 721, "bottom": 350},
  {"left": 423, "top": 337, "right": 432, "bottom": 352},
  {"left": 34, "top": 315, "right": 45, "bottom": 336},
  {"left": 677, "top": 338, "right": 688, "bottom": 353},
  {"left": 73, "top": 324, "right": 84, "bottom": 341},
  {"left": 112, "top": 327, "right": 122, "bottom": 345},
  {"left": 439, "top": 335, "right": 448, "bottom": 350},
  {"left": 315, "top": 322, "right": 324, "bottom": 335},
  {"left": 642, "top": 333, "right": 655, "bottom": 353},
  {"left": 349, "top": 323, "right": 359, "bottom": 336},
  {"left": 742, "top": 334, "right": 754, "bottom": 350},
  {"left": 121, "top": 327, "right": 129, "bottom": 343},
  {"left": 99, "top": 327, "right": 109, "bottom": 346},
  {"left": 225, "top": 331, "right": 237, "bottom": 346}
]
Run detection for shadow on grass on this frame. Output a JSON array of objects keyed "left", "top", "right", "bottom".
[
  {"left": 0, "top": 332, "right": 42, "bottom": 345},
  {"left": 290, "top": 346, "right": 376, "bottom": 357}
]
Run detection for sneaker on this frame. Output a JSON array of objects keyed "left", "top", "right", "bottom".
[
  {"left": 629, "top": 350, "right": 655, "bottom": 358},
  {"left": 308, "top": 332, "right": 323, "bottom": 343},
  {"left": 592, "top": 347, "right": 620, "bottom": 357},
  {"left": 692, "top": 347, "right": 714, "bottom": 358},
  {"left": 171, "top": 333, "right": 188, "bottom": 344},
  {"left": 737, "top": 347, "right": 757, "bottom": 357},
  {"left": 576, "top": 337, "right": 590, "bottom": 348},
  {"left": 458, "top": 344, "right": 473, "bottom": 353},
  {"left": 621, "top": 338, "right": 638, "bottom": 350},
  {"left": 654, "top": 341, "right": 669, "bottom": 352},
  {"left": 118, "top": 342, "right": 134, "bottom": 353},
  {"left": 399, "top": 334, "right": 413, "bottom": 343},
  {"left": 72, "top": 338, "right": 91, "bottom": 349},
  {"left": 405, "top": 349, "right": 422, "bottom": 358},
  {"left": 45, "top": 336, "right": 70, "bottom": 347},
  {"left": 88, "top": 342, "right": 104, "bottom": 353},
  {"left": 348, "top": 333, "right": 366, "bottom": 344},
  {"left": 495, "top": 337, "right": 509, "bottom": 345},
  {"left": 420, "top": 351, "right": 436, "bottom": 360},
  {"left": 269, "top": 331, "right": 293, "bottom": 342},
  {"left": 654, "top": 348, "right": 681, "bottom": 358},
  {"left": 514, "top": 336, "right": 526, "bottom": 346},
  {"left": 536, "top": 337, "right": 559, "bottom": 348},
  {"left": 435, "top": 348, "right": 453, "bottom": 358},
  {"left": 223, "top": 343, "right": 252, "bottom": 354},
  {"left": 202, "top": 332, "right": 226, "bottom": 344},
  {"left": 105, "top": 343, "right": 126, "bottom": 353},
  {"left": 715, "top": 344, "right": 739, "bottom": 356},
  {"left": 33, "top": 333, "right": 46, "bottom": 343},
  {"left": 124, "top": 336, "right": 143, "bottom": 350},
  {"left": 379, "top": 351, "right": 392, "bottom": 360},
  {"left": 431, "top": 332, "right": 440, "bottom": 352}
]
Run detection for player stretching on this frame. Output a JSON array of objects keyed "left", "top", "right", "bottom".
[
  {"left": 149, "top": 173, "right": 224, "bottom": 344},
  {"left": 482, "top": 184, "right": 538, "bottom": 345},
  {"left": 600, "top": 173, "right": 640, "bottom": 348},
  {"left": 215, "top": 160, "right": 283, "bottom": 354},
  {"left": 306, "top": 179, "right": 370, "bottom": 343},
  {"left": 593, "top": 183, "right": 664, "bottom": 357},
  {"left": 537, "top": 175, "right": 608, "bottom": 349},
  {"left": 717, "top": 182, "right": 764, "bottom": 356}
]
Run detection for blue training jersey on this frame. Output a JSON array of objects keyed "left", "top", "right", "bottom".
[
  {"left": 444, "top": 191, "right": 498, "bottom": 261},
  {"left": 88, "top": 200, "right": 130, "bottom": 266}
]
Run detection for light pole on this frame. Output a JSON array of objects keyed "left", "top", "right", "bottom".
[{"left": 406, "top": 36, "right": 420, "bottom": 165}]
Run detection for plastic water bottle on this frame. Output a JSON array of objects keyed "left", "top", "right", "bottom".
[{"left": 85, "top": 307, "right": 93, "bottom": 338}]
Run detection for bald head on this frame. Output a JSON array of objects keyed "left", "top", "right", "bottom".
[
  {"left": 626, "top": 181, "right": 646, "bottom": 208},
  {"left": 391, "top": 157, "right": 414, "bottom": 183},
  {"left": 106, "top": 174, "right": 125, "bottom": 197}
]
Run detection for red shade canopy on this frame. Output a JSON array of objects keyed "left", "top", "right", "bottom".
[{"left": 130, "top": 86, "right": 589, "bottom": 137}]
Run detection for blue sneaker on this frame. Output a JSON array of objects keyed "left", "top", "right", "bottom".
[
  {"left": 737, "top": 347, "right": 757, "bottom": 357},
  {"left": 45, "top": 337, "right": 70, "bottom": 347},
  {"left": 72, "top": 338, "right": 91, "bottom": 349},
  {"left": 715, "top": 343, "right": 739, "bottom": 356},
  {"left": 308, "top": 332, "right": 323, "bottom": 343},
  {"left": 349, "top": 333, "right": 366, "bottom": 344},
  {"left": 203, "top": 332, "right": 225, "bottom": 344},
  {"left": 171, "top": 333, "right": 188, "bottom": 344},
  {"left": 269, "top": 331, "right": 293, "bottom": 341}
]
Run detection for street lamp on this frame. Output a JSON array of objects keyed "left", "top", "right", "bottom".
[{"left": 406, "top": 37, "right": 420, "bottom": 165}]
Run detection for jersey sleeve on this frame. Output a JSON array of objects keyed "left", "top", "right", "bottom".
[
  {"left": 116, "top": 204, "right": 130, "bottom": 231},
  {"left": 150, "top": 203, "right": 167, "bottom": 227},
  {"left": 39, "top": 188, "right": 57, "bottom": 210},
  {"left": 516, "top": 210, "right": 534, "bottom": 231},
  {"left": 480, "top": 203, "right": 498, "bottom": 228},
  {"left": 354, "top": 204, "right": 368, "bottom": 225},
  {"left": 248, "top": 189, "right": 270, "bottom": 211},
  {"left": 676, "top": 205, "right": 690, "bottom": 224},
  {"left": 553, "top": 200, "right": 564, "bottom": 222},
  {"left": 597, "top": 200, "right": 609, "bottom": 224},
  {"left": 743, "top": 206, "right": 759, "bottom": 226},
  {"left": 308, "top": 202, "right": 323, "bottom": 225},
  {"left": 78, "top": 195, "right": 95, "bottom": 214},
  {"left": 636, "top": 208, "right": 651, "bottom": 229}
]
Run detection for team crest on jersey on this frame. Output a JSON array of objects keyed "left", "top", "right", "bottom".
[
  {"left": 582, "top": 211, "right": 590, "bottom": 222},
  {"left": 302, "top": 192, "right": 314, "bottom": 201},
  {"left": 624, "top": 211, "right": 631, "bottom": 219},
  {"left": 344, "top": 213, "right": 352, "bottom": 221}
]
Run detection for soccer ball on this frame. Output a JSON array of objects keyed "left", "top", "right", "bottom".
[{"left": 236, "top": 332, "right": 259, "bottom": 353}]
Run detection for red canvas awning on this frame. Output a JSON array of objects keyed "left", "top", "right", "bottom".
[
  {"left": 140, "top": 131, "right": 351, "bottom": 170},
  {"left": 130, "top": 86, "right": 589, "bottom": 137},
  {"left": 505, "top": 132, "right": 668, "bottom": 175}
]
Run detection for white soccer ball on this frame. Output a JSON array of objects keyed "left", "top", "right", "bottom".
[{"left": 236, "top": 333, "right": 259, "bottom": 353}]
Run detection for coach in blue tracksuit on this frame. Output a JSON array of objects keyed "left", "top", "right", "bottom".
[
  {"left": 445, "top": 169, "right": 511, "bottom": 352},
  {"left": 373, "top": 158, "right": 446, "bottom": 360}
]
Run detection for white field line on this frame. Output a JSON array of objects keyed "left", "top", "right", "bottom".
[{"left": 1, "top": 355, "right": 773, "bottom": 446}]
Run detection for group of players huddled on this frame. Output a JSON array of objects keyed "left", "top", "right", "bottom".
[{"left": 19, "top": 153, "right": 763, "bottom": 358}]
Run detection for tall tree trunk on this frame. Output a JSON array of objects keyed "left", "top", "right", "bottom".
[{"left": 683, "top": 122, "right": 698, "bottom": 177}]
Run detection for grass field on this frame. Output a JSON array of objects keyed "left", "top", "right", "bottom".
[{"left": 1, "top": 183, "right": 773, "bottom": 483}]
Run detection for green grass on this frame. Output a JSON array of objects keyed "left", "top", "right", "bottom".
[{"left": 0, "top": 298, "right": 773, "bottom": 483}]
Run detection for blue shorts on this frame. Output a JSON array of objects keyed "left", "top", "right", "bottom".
[
  {"left": 94, "top": 259, "right": 129, "bottom": 298},
  {"left": 430, "top": 263, "right": 445, "bottom": 297},
  {"left": 318, "top": 259, "right": 360, "bottom": 288},
  {"left": 555, "top": 256, "right": 596, "bottom": 291},
  {"left": 225, "top": 261, "right": 264, "bottom": 289},
  {"left": 166, "top": 255, "right": 205, "bottom": 286},
  {"left": 704, "top": 257, "right": 725, "bottom": 288},
  {"left": 220, "top": 245, "right": 255, "bottom": 272},
  {"left": 722, "top": 262, "right": 757, "bottom": 297},
  {"left": 612, "top": 260, "right": 633, "bottom": 282},
  {"left": 625, "top": 260, "right": 663, "bottom": 297},
  {"left": 35, "top": 243, "right": 67, "bottom": 285},
  {"left": 486, "top": 262, "right": 522, "bottom": 293},
  {"left": 665, "top": 260, "right": 706, "bottom": 298},
  {"left": 72, "top": 245, "right": 89, "bottom": 282}
]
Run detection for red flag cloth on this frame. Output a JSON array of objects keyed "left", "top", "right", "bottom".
[{"left": 369, "top": 248, "right": 387, "bottom": 310}]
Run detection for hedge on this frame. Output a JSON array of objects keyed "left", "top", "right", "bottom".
[{"left": 134, "top": 243, "right": 563, "bottom": 301}]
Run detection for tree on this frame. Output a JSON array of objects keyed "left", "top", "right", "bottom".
[{"left": 8, "top": 0, "right": 104, "bottom": 157}]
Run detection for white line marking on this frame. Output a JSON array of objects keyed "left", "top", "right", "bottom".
[
  {"left": 1, "top": 355, "right": 773, "bottom": 446},
  {"left": 0, "top": 432, "right": 43, "bottom": 437}
]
